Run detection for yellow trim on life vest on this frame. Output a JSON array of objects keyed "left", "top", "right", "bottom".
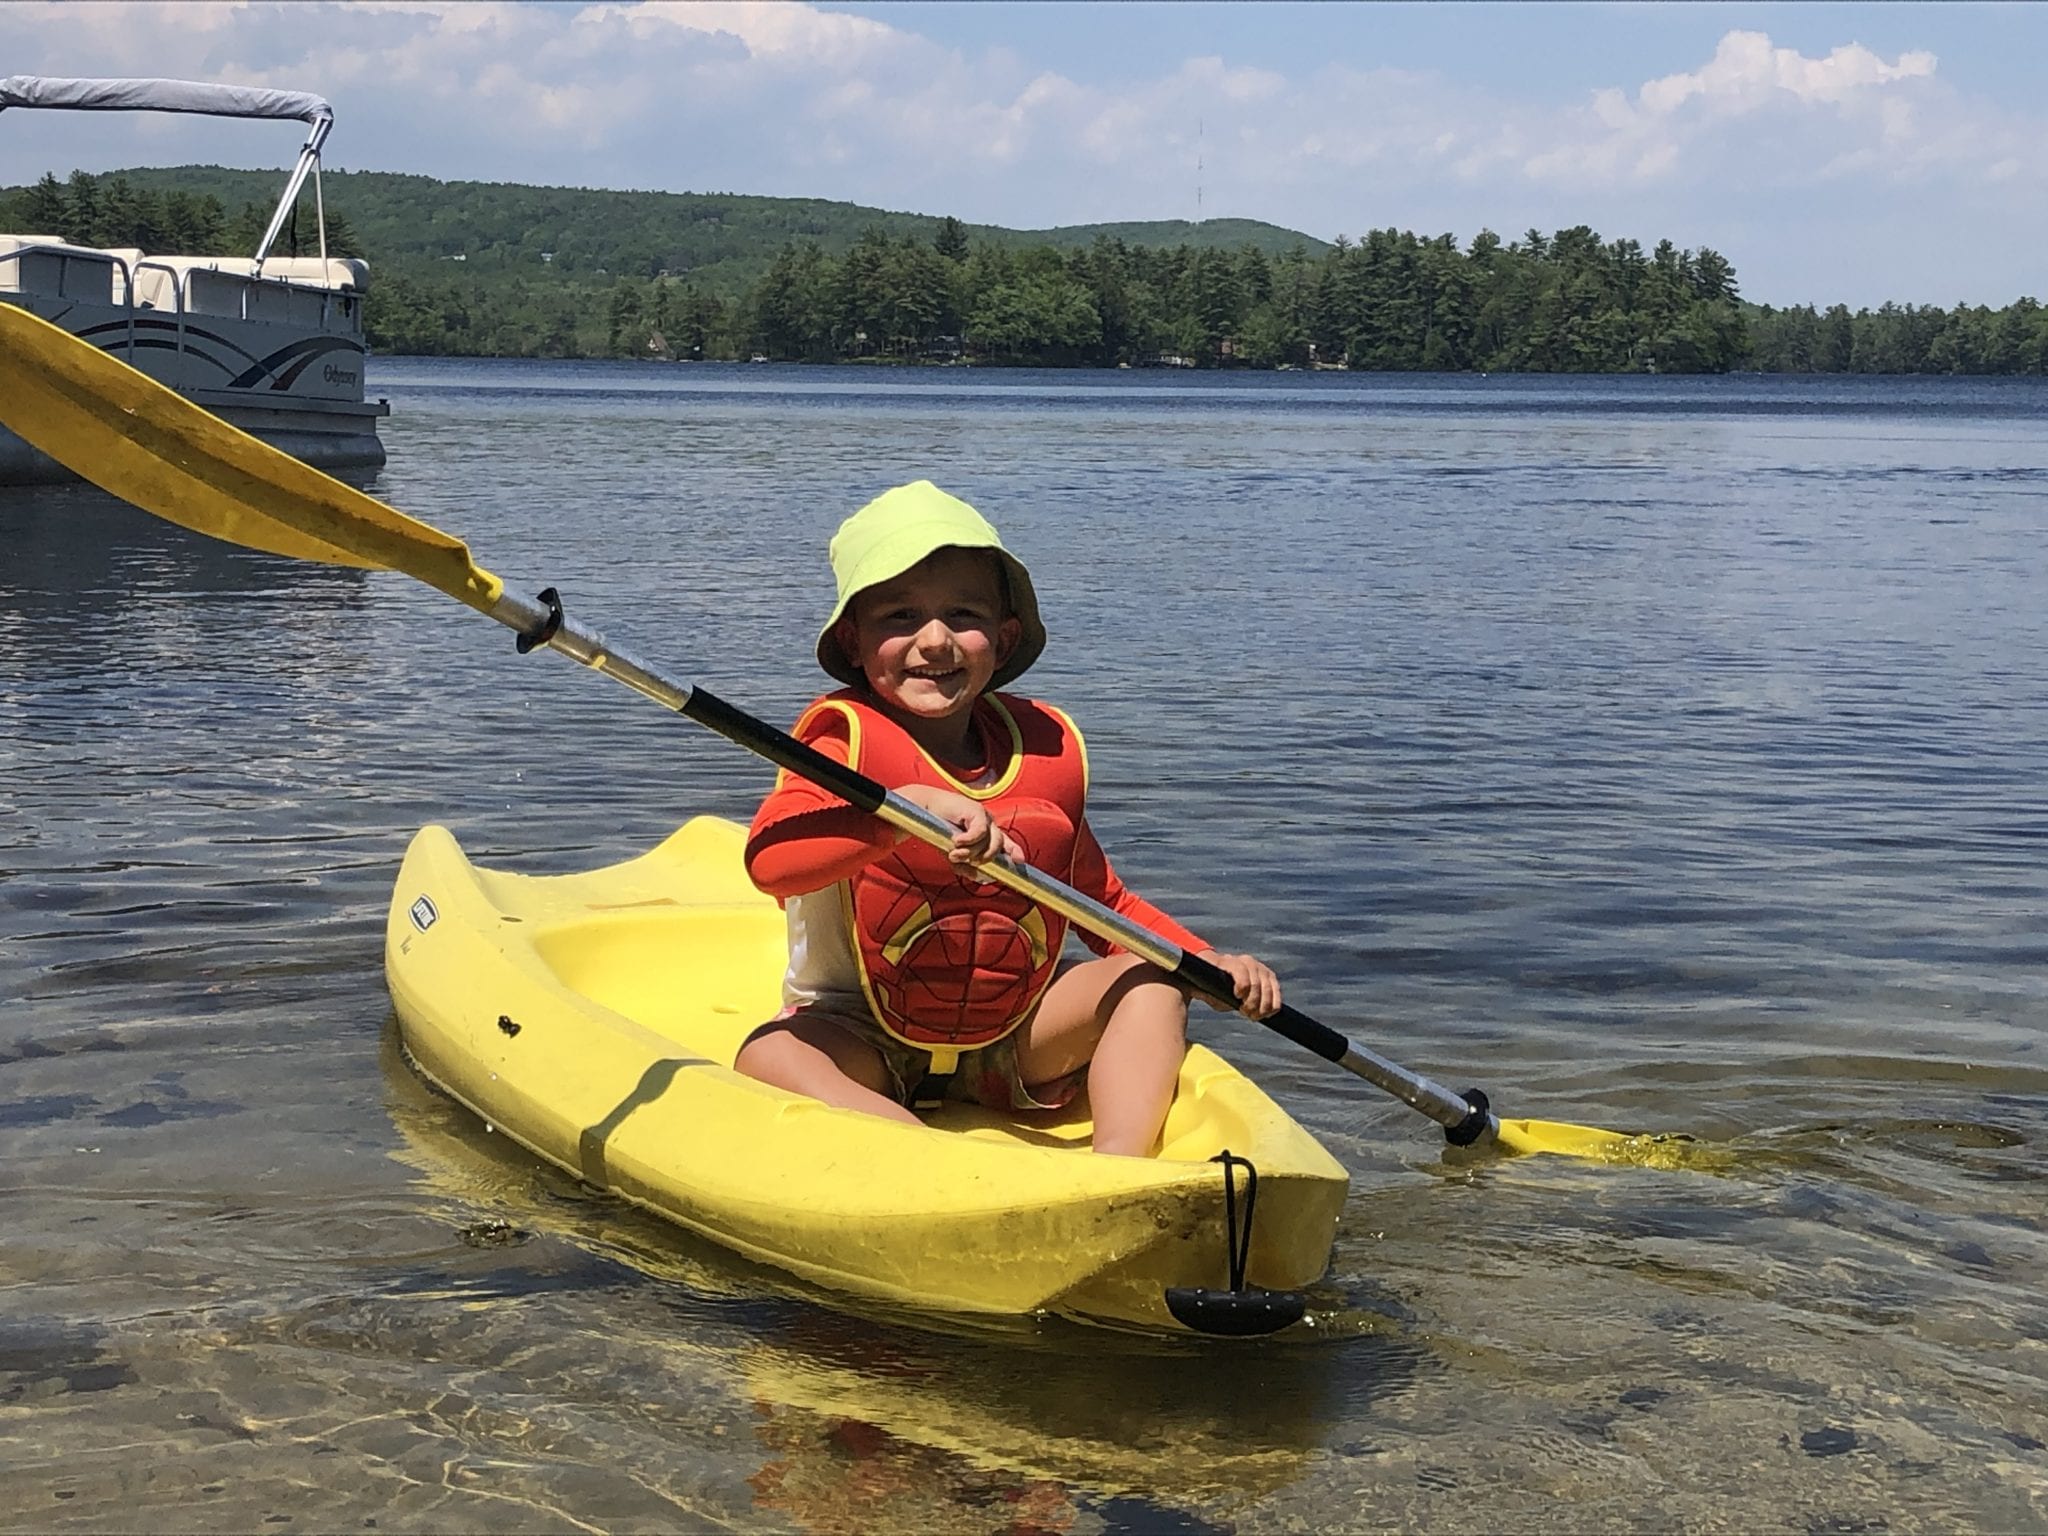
[
  {"left": 814, "top": 693, "right": 1028, "bottom": 802},
  {"left": 1020, "top": 905, "right": 1050, "bottom": 969},
  {"left": 838, "top": 879, "right": 895, "bottom": 1048},
  {"left": 880, "top": 900, "right": 935, "bottom": 966},
  {"left": 782, "top": 698, "right": 865, "bottom": 794},
  {"left": 917, "top": 695, "right": 1026, "bottom": 801},
  {"left": 1038, "top": 701, "right": 1089, "bottom": 796},
  {"left": 823, "top": 689, "right": 1081, "bottom": 1058}
]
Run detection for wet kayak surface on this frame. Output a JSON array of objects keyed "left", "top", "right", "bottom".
[{"left": 3, "top": 359, "right": 2046, "bottom": 1532}]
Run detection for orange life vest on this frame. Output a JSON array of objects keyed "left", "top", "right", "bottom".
[{"left": 803, "top": 690, "right": 1088, "bottom": 1057}]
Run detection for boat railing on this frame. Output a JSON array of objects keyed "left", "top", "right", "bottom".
[
  {"left": 132, "top": 256, "right": 188, "bottom": 359},
  {"left": 0, "top": 241, "right": 134, "bottom": 355},
  {"left": 149, "top": 255, "right": 365, "bottom": 331},
  {"left": 0, "top": 237, "right": 119, "bottom": 302},
  {"left": 0, "top": 239, "right": 365, "bottom": 357}
]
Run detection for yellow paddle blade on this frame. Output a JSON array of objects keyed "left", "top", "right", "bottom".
[
  {"left": 1492, "top": 1117, "right": 1729, "bottom": 1171},
  {"left": 0, "top": 302, "right": 502, "bottom": 613}
]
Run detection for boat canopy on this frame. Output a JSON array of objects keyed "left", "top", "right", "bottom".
[
  {"left": 0, "top": 76, "right": 338, "bottom": 267},
  {"left": 0, "top": 76, "right": 331, "bottom": 127}
]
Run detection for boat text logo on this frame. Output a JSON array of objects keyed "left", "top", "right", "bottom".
[
  {"left": 409, "top": 895, "right": 438, "bottom": 932},
  {"left": 323, "top": 362, "right": 360, "bottom": 386}
]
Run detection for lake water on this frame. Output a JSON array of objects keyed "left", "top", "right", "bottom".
[{"left": 4, "top": 359, "right": 2046, "bottom": 1532}]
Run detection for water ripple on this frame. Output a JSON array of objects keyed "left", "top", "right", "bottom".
[{"left": 5, "top": 363, "right": 2048, "bottom": 1529}]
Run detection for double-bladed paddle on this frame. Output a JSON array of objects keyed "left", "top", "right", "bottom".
[{"left": 0, "top": 301, "right": 1680, "bottom": 1162}]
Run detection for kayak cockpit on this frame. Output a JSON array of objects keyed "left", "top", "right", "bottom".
[{"left": 385, "top": 816, "right": 1349, "bottom": 1331}]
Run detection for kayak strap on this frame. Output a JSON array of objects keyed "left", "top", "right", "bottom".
[
  {"left": 908, "top": 1046, "right": 962, "bottom": 1109},
  {"left": 1162, "top": 1151, "right": 1308, "bottom": 1337},
  {"left": 1218, "top": 1150, "right": 1256, "bottom": 1291}
]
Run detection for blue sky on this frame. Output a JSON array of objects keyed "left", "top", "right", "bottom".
[
  {"left": 1, "top": 2, "right": 2040, "bottom": 309},
  {"left": 845, "top": 4, "right": 2042, "bottom": 103}
]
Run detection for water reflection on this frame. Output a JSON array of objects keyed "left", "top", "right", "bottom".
[
  {"left": 0, "top": 482, "right": 375, "bottom": 630},
  {"left": 380, "top": 1019, "right": 1421, "bottom": 1523}
]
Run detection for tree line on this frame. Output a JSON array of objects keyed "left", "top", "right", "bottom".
[
  {"left": 3, "top": 168, "right": 364, "bottom": 261},
  {"left": 765, "top": 220, "right": 1756, "bottom": 373},
  {"left": 377, "top": 220, "right": 2048, "bottom": 376},
  {"left": 340, "top": 220, "right": 1762, "bottom": 373},
  {"left": 1745, "top": 298, "right": 2048, "bottom": 376},
  {"left": 4, "top": 169, "right": 2044, "bottom": 374}
]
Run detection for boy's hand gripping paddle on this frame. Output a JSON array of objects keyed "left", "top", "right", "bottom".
[{"left": 0, "top": 302, "right": 1689, "bottom": 1164}]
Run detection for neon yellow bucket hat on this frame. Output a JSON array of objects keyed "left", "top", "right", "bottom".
[{"left": 816, "top": 480, "right": 1046, "bottom": 691}]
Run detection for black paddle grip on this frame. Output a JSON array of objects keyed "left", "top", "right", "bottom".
[
  {"left": 680, "top": 688, "right": 887, "bottom": 813},
  {"left": 1444, "top": 1088, "right": 1493, "bottom": 1146},
  {"left": 1172, "top": 954, "right": 1350, "bottom": 1064}
]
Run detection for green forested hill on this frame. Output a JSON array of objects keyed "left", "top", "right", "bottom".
[
  {"left": 2, "top": 165, "right": 1323, "bottom": 293},
  {"left": 1014, "top": 218, "right": 1317, "bottom": 259},
  {"left": 3, "top": 164, "right": 2042, "bottom": 372}
]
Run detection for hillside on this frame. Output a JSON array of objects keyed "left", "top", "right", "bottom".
[
  {"left": 4, "top": 165, "right": 1326, "bottom": 294},
  {"left": 5, "top": 164, "right": 2039, "bottom": 372}
]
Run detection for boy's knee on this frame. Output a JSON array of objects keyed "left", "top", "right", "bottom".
[
  {"left": 733, "top": 1027, "right": 783, "bottom": 1080},
  {"left": 1163, "top": 991, "right": 1191, "bottom": 1037},
  {"left": 735, "top": 1020, "right": 823, "bottom": 1078},
  {"left": 1149, "top": 970, "right": 1191, "bottom": 1018},
  {"left": 1133, "top": 958, "right": 1189, "bottom": 1004},
  {"left": 1097, "top": 962, "right": 1179, "bottom": 999},
  {"left": 1107, "top": 959, "right": 1191, "bottom": 1026},
  {"left": 737, "top": 1016, "right": 895, "bottom": 1100}
]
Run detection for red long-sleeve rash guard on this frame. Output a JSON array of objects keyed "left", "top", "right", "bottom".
[{"left": 744, "top": 704, "right": 1210, "bottom": 959}]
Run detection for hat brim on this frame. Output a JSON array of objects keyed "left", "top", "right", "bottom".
[{"left": 816, "top": 540, "right": 1045, "bottom": 692}]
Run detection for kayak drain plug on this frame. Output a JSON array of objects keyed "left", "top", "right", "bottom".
[{"left": 1163, "top": 1151, "right": 1307, "bottom": 1337}]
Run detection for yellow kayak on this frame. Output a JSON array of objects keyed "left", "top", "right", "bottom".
[{"left": 384, "top": 816, "right": 1349, "bottom": 1333}]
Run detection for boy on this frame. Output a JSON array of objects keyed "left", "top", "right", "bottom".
[{"left": 735, "top": 481, "right": 1279, "bottom": 1156}]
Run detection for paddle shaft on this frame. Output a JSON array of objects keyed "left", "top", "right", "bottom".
[
  {"left": 0, "top": 301, "right": 1653, "bottom": 1160},
  {"left": 491, "top": 586, "right": 1496, "bottom": 1144}
]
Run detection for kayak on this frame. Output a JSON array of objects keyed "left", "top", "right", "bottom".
[{"left": 384, "top": 815, "right": 1349, "bottom": 1333}]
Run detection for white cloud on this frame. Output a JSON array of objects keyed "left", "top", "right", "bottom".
[
  {"left": 0, "top": 6, "right": 2038, "bottom": 303},
  {"left": 1637, "top": 30, "right": 1937, "bottom": 116},
  {"left": 1516, "top": 30, "right": 1957, "bottom": 193},
  {"left": 0, "top": 9, "right": 2009, "bottom": 196},
  {"left": 580, "top": 0, "right": 896, "bottom": 63}
]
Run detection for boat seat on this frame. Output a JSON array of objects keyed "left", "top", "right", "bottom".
[
  {"left": 142, "top": 254, "right": 369, "bottom": 294},
  {"left": 0, "top": 236, "right": 117, "bottom": 302},
  {"left": 125, "top": 262, "right": 180, "bottom": 311},
  {"left": 101, "top": 248, "right": 146, "bottom": 305}
]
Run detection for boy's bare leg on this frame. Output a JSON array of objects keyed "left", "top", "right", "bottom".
[
  {"left": 1019, "top": 953, "right": 1190, "bottom": 1156},
  {"left": 734, "top": 1017, "right": 922, "bottom": 1126}
]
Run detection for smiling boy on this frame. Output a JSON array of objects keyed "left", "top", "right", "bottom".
[{"left": 735, "top": 480, "right": 1278, "bottom": 1156}]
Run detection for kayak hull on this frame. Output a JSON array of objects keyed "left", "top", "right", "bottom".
[{"left": 385, "top": 817, "right": 1348, "bottom": 1331}]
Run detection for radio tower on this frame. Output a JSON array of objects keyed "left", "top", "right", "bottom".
[{"left": 1196, "top": 117, "right": 1204, "bottom": 227}]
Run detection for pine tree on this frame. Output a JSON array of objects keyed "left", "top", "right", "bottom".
[
  {"left": 62, "top": 170, "right": 100, "bottom": 245},
  {"left": 21, "top": 172, "right": 67, "bottom": 234},
  {"left": 933, "top": 215, "right": 970, "bottom": 264},
  {"left": 606, "top": 278, "right": 644, "bottom": 356}
]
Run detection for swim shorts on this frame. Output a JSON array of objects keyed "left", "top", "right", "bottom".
[{"left": 747, "top": 994, "right": 1085, "bottom": 1113}]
